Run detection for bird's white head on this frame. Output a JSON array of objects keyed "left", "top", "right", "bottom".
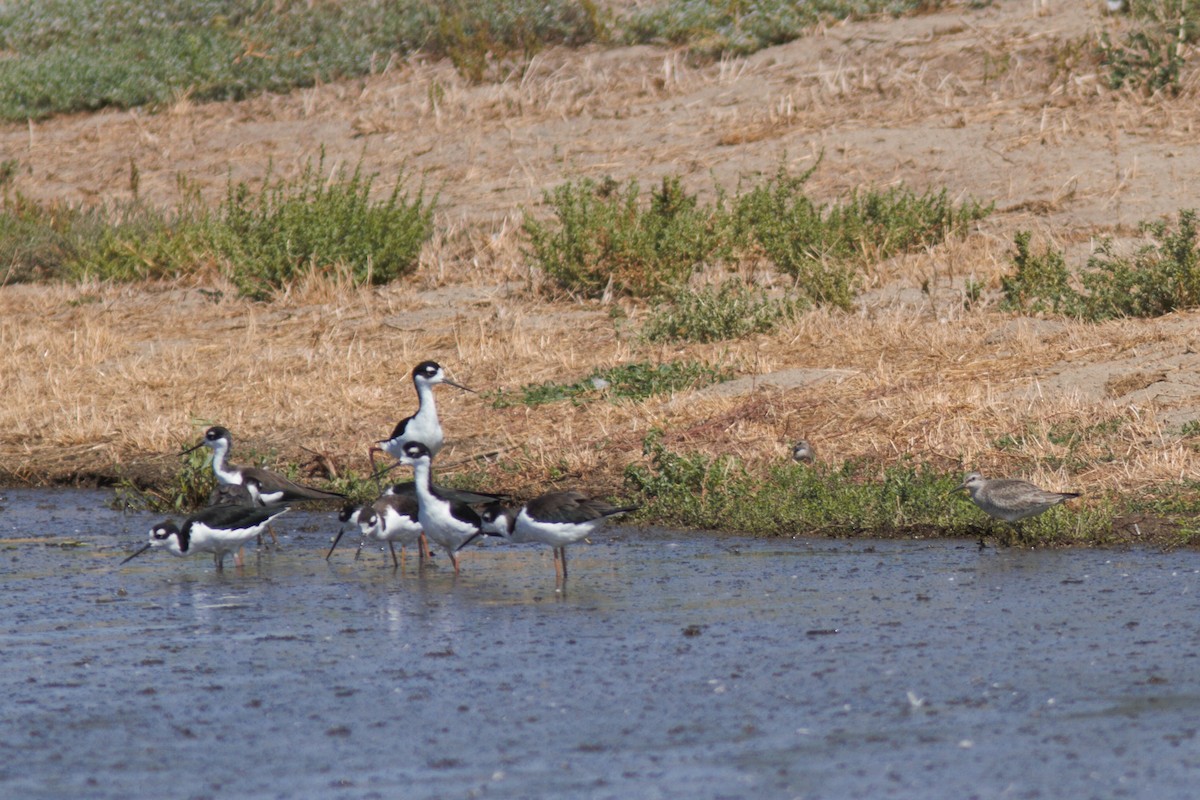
[
  {"left": 479, "top": 502, "right": 515, "bottom": 539},
  {"left": 412, "top": 360, "right": 473, "bottom": 393},
  {"left": 148, "top": 521, "right": 186, "bottom": 557},
  {"left": 398, "top": 441, "right": 433, "bottom": 466}
]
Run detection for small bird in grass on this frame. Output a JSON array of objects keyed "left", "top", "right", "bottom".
[
  {"left": 183, "top": 425, "right": 345, "bottom": 546},
  {"left": 480, "top": 491, "right": 637, "bottom": 585},
  {"left": 952, "top": 471, "right": 1081, "bottom": 547},
  {"left": 121, "top": 504, "right": 289, "bottom": 571},
  {"left": 791, "top": 440, "right": 817, "bottom": 464},
  {"left": 370, "top": 361, "right": 473, "bottom": 477},
  {"left": 327, "top": 495, "right": 429, "bottom": 569}
]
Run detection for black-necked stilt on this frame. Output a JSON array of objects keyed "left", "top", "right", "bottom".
[
  {"left": 791, "top": 440, "right": 816, "bottom": 464},
  {"left": 395, "top": 441, "right": 496, "bottom": 575},
  {"left": 184, "top": 425, "right": 343, "bottom": 547},
  {"left": 480, "top": 491, "right": 637, "bottom": 584},
  {"left": 369, "top": 361, "right": 473, "bottom": 475},
  {"left": 327, "top": 495, "right": 430, "bottom": 568},
  {"left": 952, "top": 471, "right": 1081, "bottom": 548},
  {"left": 184, "top": 426, "right": 347, "bottom": 506},
  {"left": 121, "top": 503, "right": 289, "bottom": 571}
]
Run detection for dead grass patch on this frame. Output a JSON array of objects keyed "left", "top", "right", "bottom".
[{"left": 4, "top": 3, "right": 1200, "bottom": 541}]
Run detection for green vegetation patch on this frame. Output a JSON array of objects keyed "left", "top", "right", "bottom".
[
  {"left": 1001, "top": 211, "right": 1200, "bottom": 321},
  {"left": 524, "top": 176, "right": 727, "bottom": 300},
  {"left": 0, "top": 155, "right": 434, "bottom": 297},
  {"left": 526, "top": 165, "right": 991, "bottom": 307},
  {"left": 643, "top": 281, "right": 805, "bottom": 343},
  {"left": 625, "top": 432, "right": 1112, "bottom": 544},
  {"left": 1100, "top": 0, "right": 1199, "bottom": 94},
  {"left": 0, "top": 0, "right": 606, "bottom": 121},
  {"left": 212, "top": 156, "right": 434, "bottom": 299},
  {"left": 625, "top": 0, "right": 948, "bottom": 60},
  {"left": 735, "top": 166, "right": 993, "bottom": 309},
  {"left": 114, "top": 447, "right": 218, "bottom": 514},
  {"left": 489, "top": 360, "right": 733, "bottom": 408}
]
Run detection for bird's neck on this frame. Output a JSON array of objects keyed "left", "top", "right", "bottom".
[
  {"left": 411, "top": 460, "right": 436, "bottom": 506},
  {"left": 209, "top": 441, "right": 240, "bottom": 485},
  {"left": 413, "top": 379, "right": 437, "bottom": 421}
]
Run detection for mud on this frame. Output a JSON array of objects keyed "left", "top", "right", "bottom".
[{"left": 2, "top": 488, "right": 1198, "bottom": 799}]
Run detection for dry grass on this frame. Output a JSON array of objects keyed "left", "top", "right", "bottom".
[{"left": 3, "top": 1, "right": 1200, "bottom": 527}]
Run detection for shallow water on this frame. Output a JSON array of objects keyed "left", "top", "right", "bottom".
[{"left": 2, "top": 488, "right": 1199, "bottom": 799}]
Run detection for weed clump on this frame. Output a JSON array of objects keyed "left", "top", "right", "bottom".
[
  {"left": 735, "top": 167, "right": 992, "bottom": 309},
  {"left": 643, "top": 281, "right": 805, "bottom": 343},
  {"left": 1001, "top": 211, "right": 1200, "bottom": 321},
  {"left": 525, "top": 166, "right": 991, "bottom": 307},
  {"left": 0, "top": 155, "right": 434, "bottom": 298},
  {"left": 488, "top": 360, "right": 733, "bottom": 408},
  {"left": 212, "top": 156, "right": 434, "bottom": 300},
  {"left": 1099, "top": 0, "right": 1198, "bottom": 94},
  {"left": 524, "top": 176, "right": 726, "bottom": 299}
]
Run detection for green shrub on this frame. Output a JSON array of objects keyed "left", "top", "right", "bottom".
[
  {"left": 211, "top": 156, "right": 434, "bottom": 299},
  {"left": 999, "top": 231, "right": 1080, "bottom": 316},
  {"left": 524, "top": 176, "right": 726, "bottom": 299},
  {"left": 735, "top": 166, "right": 991, "bottom": 309},
  {"left": 526, "top": 167, "right": 990, "bottom": 305},
  {"left": 0, "top": 156, "right": 433, "bottom": 296},
  {"left": 1001, "top": 212, "right": 1200, "bottom": 320},
  {"left": 644, "top": 281, "right": 805, "bottom": 343},
  {"left": 1081, "top": 210, "right": 1200, "bottom": 318},
  {"left": 0, "top": 189, "right": 208, "bottom": 283},
  {"left": 1099, "top": 0, "right": 1198, "bottom": 94}
]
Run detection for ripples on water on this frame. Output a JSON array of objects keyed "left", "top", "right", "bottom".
[{"left": 2, "top": 488, "right": 1199, "bottom": 799}]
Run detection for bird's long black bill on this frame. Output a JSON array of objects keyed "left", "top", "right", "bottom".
[
  {"left": 326, "top": 527, "right": 346, "bottom": 560},
  {"left": 120, "top": 543, "right": 153, "bottom": 565},
  {"left": 455, "top": 532, "right": 482, "bottom": 552},
  {"left": 180, "top": 440, "right": 205, "bottom": 456},
  {"left": 446, "top": 378, "right": 476, "bottom": 394}
]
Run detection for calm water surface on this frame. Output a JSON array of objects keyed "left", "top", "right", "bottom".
[{"left": 2, "top": 488, "right": 1198, "bottom": 799}]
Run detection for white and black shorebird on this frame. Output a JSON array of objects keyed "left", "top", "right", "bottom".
[
  {"left": 395, "top": 441, "right": 495, "bottom": 575},
  {"left": 184, "top": 425, "right": 344, "bottom": 549},
  {"left": 327, "top": 495, "right": 429, "bottom": 569},
  {"left": 184, "top": 425, "right": 346, "bottom": 507},
  {"left": 952, "top": 471, "right": 1081, "bottom": 546},
  {"left": 121, "top": 503, "right": 289, "bottom": 571},
  {"left": 480, "top": 491, "right": 637, "bottom": 584},
  {"left": 327, "top": 482, "right": 507, "bottom": 567},
  {"left": 370, "top": 361, "right": 473, "bottom": 475}
]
